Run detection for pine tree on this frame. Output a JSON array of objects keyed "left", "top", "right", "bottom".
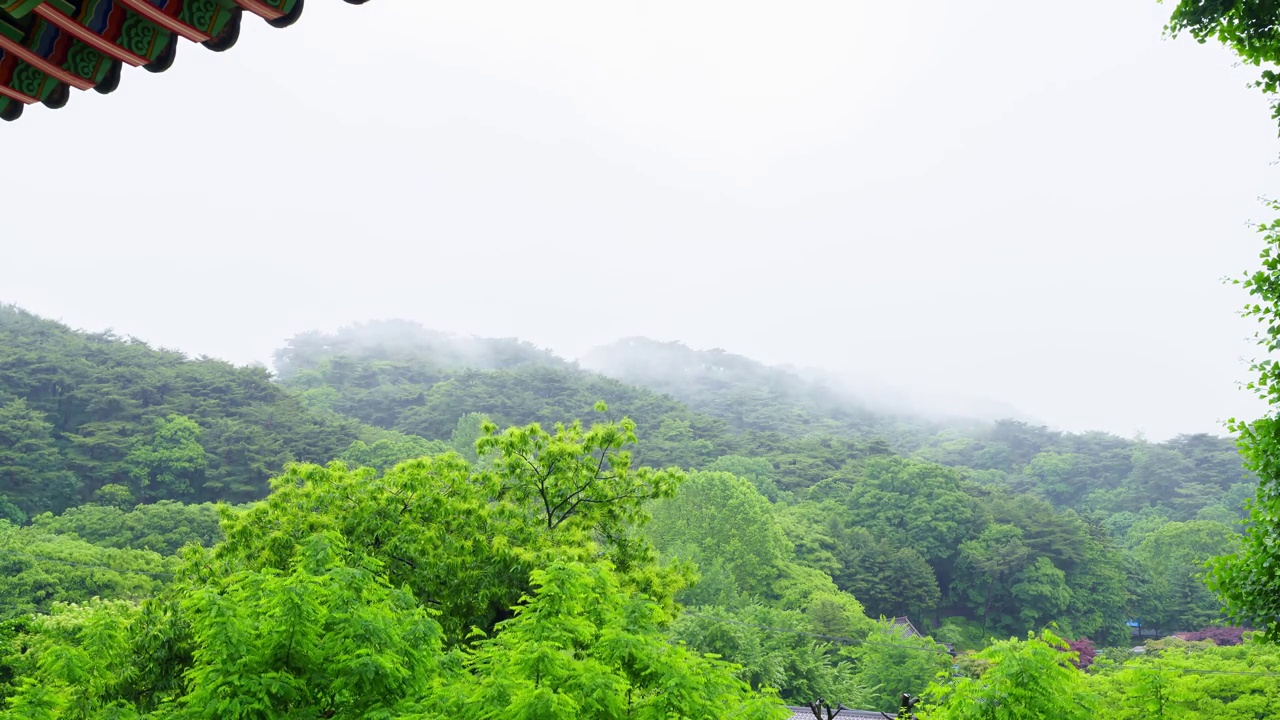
[{"left": 0, "top": 399, "right": 79, "bottom": 514}]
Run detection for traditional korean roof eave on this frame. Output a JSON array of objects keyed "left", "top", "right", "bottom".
[
  {"left": 891, "top": 616, "right": 922, "bottom": 638},
  {"left": 0, "top": 0, "right": 368, "bottom": 122}
]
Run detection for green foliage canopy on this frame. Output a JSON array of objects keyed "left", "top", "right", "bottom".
[
  {"left": 1201, "top": 203, "right": 1280, "bottom": 640},
  {"left": 922, "top": 630, "right": 1092, "bottom": 720}
]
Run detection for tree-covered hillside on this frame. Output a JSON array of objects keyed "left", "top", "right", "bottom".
[
  {"left": 584, "top": 337, "right": 1252, "bottom": 523},
  {"left": 582, "top": 337, "right": 933, "bottom": 445},
  {"left": 0, "top": 415, "right": 795, "bottom": 719},
  {"left": 281, "top": 323, "right": 1250, "bottom": 525},
  {"left": 0, "top": 310, "right": 1263, "bottom": 714},
  {"left": 267, "top": 321, "right": 1251, "bottom": 646},
  {"left": 273, "top": 324, "right": 738, "bottom": 468},
  {"left": 0, "top": 306, "right": 363, "bottom": 513},
  {"left": 274, "top": 319, "right": 570, "bottom": 381}
]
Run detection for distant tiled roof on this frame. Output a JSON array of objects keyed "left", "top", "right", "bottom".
[
  {"left": 887, "top": 616, "right": 955, "bottom": 655},
  {"left": 786, "top": 708, "right": 892, "bottom": 720},
  {"left": 891, "top": 616, "right": 922, "bottom": 638}
]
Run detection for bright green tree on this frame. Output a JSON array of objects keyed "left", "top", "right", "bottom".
[
  {"left": 1166, "top": 1, "right": 1280, "bottom": 135},
  {"left": 90, "top": 484, "right": 134, "bottom": 511},
  {"left": 0, "top": 598, "right": 141, "bottom": 720},
  {"left": 435, "top": 560, "right": 789, "bottom": 720},
  {"left": 29, "top": 500, "right": 225, "bottom": 555},
  {"left": 337, "top": 430, "right": 447, "bottom": 474},
  {"left": 1205, "top": 210, "right": 1280, "bottom": 639},
  {"left": 1010, "top": 557, "right": 1072, "bottom": 630},
  {"left": 0, "top": 523, "right": 173, "bottom": 620},
  {"left": 0, "top": 414, "right": 793, "bottom": 719},
  {"left": 210, "top": 454, "right": 531, "bottom": 646},
  {"left": 921, "top": 630, "right": 1092, "bottom": 720},
  {"left": 209, "top": 411, "right": 682, "bottom": 645},
  {"left": 705, "top": 456, "right": 782, "bottom": 501},
  {"left": 0, "top": 534, "right": 444, "bottom": 720},
  {"left": 479, "top": 407, "right": 684, "bottom": 535},
  {"left": 177, "top": 532, "right": 443, "bottom": 720},
  {"left": 670, "top": 602, "right": 870, "bottom": 707},
  {"left": 849, "top": 620, "right": 952, "bottom": 713},
  {"left": 647, "top": 471, "right": 790, "bottom": 598},
  {"left": 1160, "top": 3, "right": 1280, "bottom": 641},
  {"left": 1089, "top": 636, "right": 1280, "bottom": 718},
  {"left": 1018, "top": 452, "right": 1092, "bottom": 506},
  {"left": 843, "top": 457, "right": 982, "bottom": 569},
  {"left": 123, "top": 415, "right": 207, "bottom": 500}
]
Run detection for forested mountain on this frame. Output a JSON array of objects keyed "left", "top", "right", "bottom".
[
  {"left": 584, "top": 337, "right": 1252, "bottom": 523},
  {"left": 0, "top": 305, "right": 363, "bottom": 513},
  {"left": 0, "top": 311, "right": 1265, "bottom": 715},
  {"left": 274, "top": 324, "right": 724, "bottom": 454},
  {"left": 267, "top": 321, "right": 1250, "bottom": 641},
  {"left": 582, "top": 337, "right": 936, "bottom": 446},
  {"left": 274, "top": 320, "right": 569, "bottom": 381},
  {"left": 273, "top": 325, "right": 929, "bottom": 490}
]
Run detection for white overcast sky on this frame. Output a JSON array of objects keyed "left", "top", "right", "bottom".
[{"left": 1, "top": 0, "right": 1277, "bottom": 440}]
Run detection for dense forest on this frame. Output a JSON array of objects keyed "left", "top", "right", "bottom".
[
  {"left": 269, "top": 322, "right": 1251, "bottom": 643},
  {"left": 0, "top": 307, "right": 1272, "bottom": 717}
]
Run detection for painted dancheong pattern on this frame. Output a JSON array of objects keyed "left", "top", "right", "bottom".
[
  {"left": 0, "top": 0, "right": 355, "bottom": 120},
  {"left": 234, "top": 0, "right": 283, "bottom": 21},
  {"left": 27, "top": 17, "right": 107, "bottom": 88},
  {"left": 34, "top": 1, "right": 159, "bottom": 67},
  {"left": 0, "top": 12, "right": 90, "bottom": 89},
  {"left": 116, "top": 0, "right": 210, "bottom": 42},
  {"left": 0, "top": 49, "right": 51, "bottom": 104}
]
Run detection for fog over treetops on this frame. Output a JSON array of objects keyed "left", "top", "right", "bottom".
[
  {"left": 277, "top": 319, "right": 1163, "bottom": 445},
  {"left": 582, "top": 336, "right": 1039, "bottom": 429},
  {"left": 0, "top": 302, "right": 1258, "bottom": 715}
]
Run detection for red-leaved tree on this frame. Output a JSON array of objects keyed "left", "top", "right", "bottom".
[
  {"left": 1173, "top": 627, "right": 1246, "bottom": 646},
  {"left": 1065, "top": 638, "right": 1096, "bottom": 669}
]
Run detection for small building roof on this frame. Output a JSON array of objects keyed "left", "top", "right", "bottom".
[
  {"left": 891, "top": 616, "right": 922, "bottom": 638},
  {"left": 787, "top": 708, "right": 892, "bottom": 720}
]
